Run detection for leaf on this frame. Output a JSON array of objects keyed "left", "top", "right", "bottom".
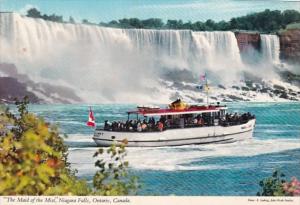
[
  {"left": 2, "top": 137, "right": 11, "bottom": 151},
  {"left": 15, "top": 176, "right": 31, "bottom": 192},
  {"left": 36, "top": 164, "right": 55, "bottom": 184}
]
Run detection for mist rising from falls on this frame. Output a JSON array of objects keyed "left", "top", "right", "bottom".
[{"left": 0, "top": 13, "right": 282, "bottom": 103}]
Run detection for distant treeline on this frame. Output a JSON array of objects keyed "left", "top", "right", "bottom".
[{"left": 26, "top": 8, "right": 300, "bottom": 33}]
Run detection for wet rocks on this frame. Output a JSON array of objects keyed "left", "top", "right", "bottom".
[
  {"left": 0, "top": 77, "right": 40, "bottom": 104},
  {"left": 229, "top": 79, "right": 300, "bottom": 101},
  {"left": 226, "top": 95, "right": 245, "bottom": 101},
  {"left": 218, "top": 84, "right": 226, "bottom": 89},
  {"left": 241, "top": 86, "right": 250, "bottom": 91},
  {"left": 279, "top": 92, "right": 289, "bottom": 99},
  {"left": 232, "top": 85, "right": 240, "bottom": 90},
  {"left": 273, "top": 84, "right": 286, "bottom": 91}
]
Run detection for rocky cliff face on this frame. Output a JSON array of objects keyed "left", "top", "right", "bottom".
[
  {"left": 0, "top": 63, "right": 82, "bottom": 104},
  {"left": 235, "top": 30, "right": 300, "bottom": 66},
  {"left": 279, "top": 29, "right": 300, "bottom": 64},
  {"left": 0, "top": 77, "right": 40, "bottom": 103},
  {"left": 235, "top": 32, "right": 261, "bottom": 52}
]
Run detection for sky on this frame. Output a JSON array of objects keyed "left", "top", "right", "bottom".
[{"left": 0, "top": 0, "right": 300, "bottom": 23}]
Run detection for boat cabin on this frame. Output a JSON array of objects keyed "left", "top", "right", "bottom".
[
  {"left": 101, "top": 99, "right": 255, "bottom": 132},
  {"left": 128, "top": 103, "right": 227, "bottom": 127}
]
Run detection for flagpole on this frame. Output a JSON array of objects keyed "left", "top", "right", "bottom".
[
  {"left": 206, "top": 73, "right": 209, "bottom": 105},
  {"left": 198, "top": 72, "right": 209, "bottom": 105}
]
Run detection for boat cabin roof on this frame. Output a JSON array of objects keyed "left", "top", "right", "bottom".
[{"left": 127, "top": 105, "right": 227, "bottom": 117}]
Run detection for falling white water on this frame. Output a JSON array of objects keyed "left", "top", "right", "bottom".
[
  {"left": 260, "top": 34, "right": 280, "bottom": 65},
  {"left": 0, "top": 12, "right": 282, "bottom": 103}
]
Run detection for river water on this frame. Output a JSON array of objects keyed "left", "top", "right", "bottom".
[{"left": 24, "top": 102, "right": 300, "bottom": 195}]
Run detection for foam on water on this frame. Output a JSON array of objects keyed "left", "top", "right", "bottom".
[
  {"left": 67, "top": 138, "right": 300, "bottom": 174},
  {"left": 13, "top": 103, "right": 299, "bottom": 195}
]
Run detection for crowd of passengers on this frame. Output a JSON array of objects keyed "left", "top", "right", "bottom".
[
  {"left": 220, "top": 112, "right": 255, "bottom": 126},
  {"left": 103, "top": 112, "right": 255, "bottom": 132}
]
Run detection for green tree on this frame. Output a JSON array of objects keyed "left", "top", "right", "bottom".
[
  {"left": 216, "top": 20, "right": 230, "bottom": 31},
  {"left": 0, "top": 97, "right": 138, "bottom": 195},
  {"left": 142, "top": 18, "right": 164, "bottom": 29},
  {"left": 191, "top": 21, "right": 205, "bottom": 31},
  {"left": 102, "top": 20, "right": 119, "bottom": 28},
  {"left": 129, "top": 18, "right": 143, "bottom": 28},
  {"left": 82, "top": 19, "right": 90, "bottom": 24},
  {"left": 0, "top": 98, "right": 90, "bottom": 195},
  {"left": 182, "top": 21, "right": 192, "bottom": 30},
  {"left": 229, "top": 18, "right": 238, "bottom": 29},
  {"left": 118, "top": 18, "right": 131, "bottom": 28},
  {"left": 45, "top": 14, "right": 63, "bottom": 23},
  {"left": 26, "top": 8, "right": 41, "bottom": 18},
  {"left": 25, "top": 8, "right": 300, "bottom": 33},
  {"left": 166, "top": 20, "right": 183, "bottom": 29},
  {"left": 93, "top": 142, "right": 139, "bottom": 195},
  {"left": 204, "top": 19, "right": 216, "bottom": 31},
  {"left": 282, "top": 10, "right": 300, "bottom": 25},
  {"left": 257, "top": 170, "right": 286, "bottom": 196}
]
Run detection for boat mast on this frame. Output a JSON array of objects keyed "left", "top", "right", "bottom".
[
  {"left": 198, "top": 72, "right": 210, "bottom": 105},
  {"left": 205, "top": 78, "right": 209, "bottom": 105},
  {"left": 205, "top": 74, "right": 209, "bottom": 105}
]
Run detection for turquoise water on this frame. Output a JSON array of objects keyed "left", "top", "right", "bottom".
[{"left": 23, "top": 102, "right": 300, "bottom": 195}]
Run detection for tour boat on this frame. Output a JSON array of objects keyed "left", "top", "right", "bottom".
[{"left": 93, "top": 99, "right": 256, "bottom": 147}]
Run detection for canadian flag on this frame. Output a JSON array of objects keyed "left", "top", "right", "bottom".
[{"left": 86, "top": 107, "right": 96, "bottom": 127}]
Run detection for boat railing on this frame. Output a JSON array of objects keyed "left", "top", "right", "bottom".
[{"left": 97, "top": 117, "right": 255, "bottom": 132}]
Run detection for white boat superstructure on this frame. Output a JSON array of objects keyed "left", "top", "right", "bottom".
[
  {"left": 93, "top": 119, "right": 255, "bottom": 147},
  {"left": 93, "top": 100, "right": 256, "bottom": 147}
]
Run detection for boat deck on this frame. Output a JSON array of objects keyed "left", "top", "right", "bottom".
[{"left": 96, "top": 119, "right": 254, "bottom": 133}]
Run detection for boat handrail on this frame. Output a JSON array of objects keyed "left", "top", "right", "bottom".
[{"left": 95, "top": 118, "right": 255, "bottom": 132}]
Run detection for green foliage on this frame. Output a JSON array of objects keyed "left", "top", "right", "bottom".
[
  {"left": 93, "top": 142, "right": 139, "bottom": 195},
  {"left": 282, "top": 10, "right": 300, "bottom": 25},
  {"left": 0, "top": 98, "right": 90, "bottom": 195},
  {"left": 100, "top": 18, "right": 164, "bottom": 29},
  {"left": 286, "top": 22, "right": 300, "bottom": 30},
  {"left": 104, "top": 9, "right": 300, "bottom": 32},
  {"left": 82, "top": 19, "right": 91, "bottom": 25},
  {"left": 257, "top": 170, "right": 286, "bottom": 196},
  {"left": 26, "top": 8, "right": 300, "bottom": 33},
  {"left": 229, "top": 9, "right": 284, "bottom": 32},
  {"left": 27, "top": 8, "right": 63, "bottom": 23},
  {"left": 26, "top": 8, "right": 41, "bottom": 18},
  {"left": 0, "top": 97, "right": 138, "bottom": 195}
]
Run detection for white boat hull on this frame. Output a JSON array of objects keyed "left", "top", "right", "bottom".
[{"left": 93, "top": 119, "right": 255, "bottom": 147}]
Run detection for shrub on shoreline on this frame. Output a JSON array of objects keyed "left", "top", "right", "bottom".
[
  {"left": 0, "top": 97, "right": 138, "bottom": 195},
  {"left": 257, "top": 170, "right": 300, "bottom": 196}
]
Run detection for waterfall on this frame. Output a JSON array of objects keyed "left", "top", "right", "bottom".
[
  {"left": 260, "top": 34, "right": 280, "bottom": 65},
  {"left": 0, "top": 12, "right": 280, "bottom": 103}
]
